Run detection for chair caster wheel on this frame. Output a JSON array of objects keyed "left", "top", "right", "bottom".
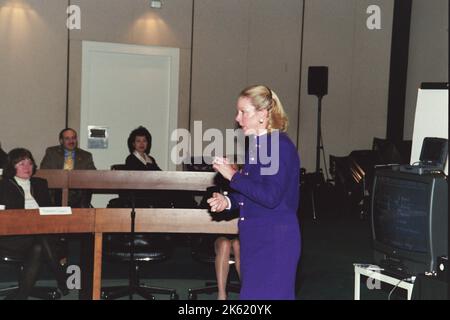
[
  {"left": 170, "top": 293, "right": 179, "bottom": 300},
  {"left": 188, "top": 293, "right": 197, "bottom": 300}
]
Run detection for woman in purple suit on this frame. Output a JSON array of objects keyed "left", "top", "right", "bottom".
[{"left": 208, "top": 85, "right": 301, "bottom": 300}]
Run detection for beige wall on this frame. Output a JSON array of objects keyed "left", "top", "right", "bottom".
[
  {"left": 1, "top": 0, "right": 397, "bottom": 172},
  {"left": 0, "top": 0, "right": 67, "bottom": 163},
  {"left": 299, "top": 0, "right": 393, "bottom": 171},
  {"left": 191, "top": 0, "right": 250, "bottom": 138},
  {"left": 68, "top": 0, "right": 194, "bottom": 137},
  {"left": 191, "top": 0, "right": 303, "bottom": 149},
  {"left": 404, "top": 0, "right": 449, "bottom": 140}
]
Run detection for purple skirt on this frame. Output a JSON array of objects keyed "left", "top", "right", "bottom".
[{"left": 238, "top": 217, "right": 301, "bottom": 300}]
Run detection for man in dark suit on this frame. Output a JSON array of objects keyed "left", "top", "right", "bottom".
[
  {"left": 40, "top": 128, "right": 96, "bottom": 207},
  {"left": 40, "top": 128, "right": 96, "bottom": 299}
]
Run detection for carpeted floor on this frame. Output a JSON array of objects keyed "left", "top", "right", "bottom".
[{"left": 0, "top": 214, "right": 401, "bottom": 300}]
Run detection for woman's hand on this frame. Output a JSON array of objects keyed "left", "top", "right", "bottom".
[
  {"left": 212, "top": 157, "right": 237, "bottom": 181},
  {"left": 207, "top": 192, "right": 229, "bottom": 213}
]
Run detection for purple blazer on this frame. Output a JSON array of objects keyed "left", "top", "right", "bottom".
[{"left": 229, "top": 131, "right": 300, "bottom": 222}]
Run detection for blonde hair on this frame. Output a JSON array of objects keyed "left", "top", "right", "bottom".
[{"left": 239, "top": 85, "right": 288, "bottom": 132}]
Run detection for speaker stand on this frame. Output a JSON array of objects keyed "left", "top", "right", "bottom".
[
  {"left": 315, "top": 95, "right": 323, "bottom": 174},
  {"left": 311, "top": 95, "right": 326, "bottom": 221}
]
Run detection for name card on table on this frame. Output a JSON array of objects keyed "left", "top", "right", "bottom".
[{"left": 39, "top": 207, "right": 72, "bottom": 215}]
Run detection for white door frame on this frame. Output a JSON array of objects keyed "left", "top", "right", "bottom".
[{"left": 80, "top": 40, "right": 180, "bottom": 171}]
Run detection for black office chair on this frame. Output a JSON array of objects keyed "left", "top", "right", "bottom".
[
  {"left": 100, "top": 164, "right": 178, "bottom": 300},
  {"left": 182, "top": 157, "right": 240, "bottom": 300},
  {"left": 329, "top": 154, "right": 365, "bottom": 217},
  {"left": 0, "top": 249, "right": 61, "bottom": 300},
  {"left": 101, "top": 233, "right": 178, "bottom": 300}
]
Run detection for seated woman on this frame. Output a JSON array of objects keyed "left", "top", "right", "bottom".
[
  {"left": 215, "top": 236, "right": 240, "bottom": 300},
  {"left": 0, "top": 148, "right": 68, "bottom": 299},
  {"left": 214, "top": 163, "right": 241, "bottom": 300},
  {"left": 123, "top": 126, "right": 164, "bottom": 207},
  {"left": 200, "top": 184, "right": 240, "bottom": 300},
  {"left": 125, "top": 126, "right": 161, "bottom": 172}
]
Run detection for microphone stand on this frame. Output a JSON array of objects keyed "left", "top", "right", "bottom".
[
  {"left": 129, "top": 193, "right": 136, "bottom": 300},
  {"left": 101, "top": 190, "right": 178, "bottom": 300}
]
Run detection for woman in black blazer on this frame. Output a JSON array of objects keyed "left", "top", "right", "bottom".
[
  {"left": 125, "top": 126, "right": 161, "bottom": 172},
  {"left": 123, "top": 126, "right": 165, "bottom": 207},
  {"left": 0, "top": 148, "right": 67, "bottom": 299}
]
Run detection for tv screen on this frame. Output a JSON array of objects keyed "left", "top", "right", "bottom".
[
  {"left": 372, "top": 176, "right": 428, "bottom": 253},
  {"left": 371, "top": 169, "right": 448, "bottom": 275}
]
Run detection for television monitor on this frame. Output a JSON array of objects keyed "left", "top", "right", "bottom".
[{"left": 371, "top": 169, "right": 448, "bottom": 276}]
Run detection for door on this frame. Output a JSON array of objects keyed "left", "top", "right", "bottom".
[{"left": 80, "top": 41, "right": 179, "bottom": 207}]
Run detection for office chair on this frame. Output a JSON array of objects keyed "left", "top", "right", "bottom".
[
  {"left": 0, "top": 249, "right": 61, "bottom": 300},
  {"left": 182, "top": 157, "right": 240, "bottom": 300},
  {"left": 101, "top": 233, "right": 178, "bottom": 300},
  {"left": 100, "top": 164, "right": 178, "bottom": 300}
]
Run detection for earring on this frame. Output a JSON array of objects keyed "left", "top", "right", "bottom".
[{"left": 259, "top": 119, "right": 264, "bottom": 124}]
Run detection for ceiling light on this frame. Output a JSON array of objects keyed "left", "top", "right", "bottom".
[{"left": 150, "top": 0, "right": 162, "bottom": 9}]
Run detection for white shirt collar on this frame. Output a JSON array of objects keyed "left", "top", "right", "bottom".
[
  {"left": 14, "top": 176, "right": 30, "bottom": 185},
  {"left": 133, "top": 150, "right": 152, "bottom": 165},
  {"left": 256, "top": 129, "right": 268, "bottom": 136}
]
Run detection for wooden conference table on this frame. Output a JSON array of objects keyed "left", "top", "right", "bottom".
[{"left": 0, "top": 170, "right": 238, "bottom": 300}]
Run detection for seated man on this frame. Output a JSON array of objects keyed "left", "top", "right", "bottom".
[
  {"left": 40, "top": 128, "right": 97, "bottom": 297},
  {"left": 40, "top": 128, "right": 96, "bottom": 207}
]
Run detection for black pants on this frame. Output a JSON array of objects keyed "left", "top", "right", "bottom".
[{"left": 0, "top": 235, "right": 67, "bottom": 299}]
